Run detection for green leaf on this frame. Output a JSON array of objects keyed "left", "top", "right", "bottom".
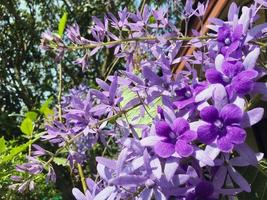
[
  {"left": 149, "top": 15, "right": 156, "bottom": 24},
  {"left": 120, "top": 87, "right": 137, "bottom": 108},
  {"left": 120, "top": 87, "right": 162, "bottom": 137},
  {"left": 25, "top": 111, "right": 38, "bottom": 121},
  {"left": 0, "top": 141, "right": 31, "bottom": 164},
  {"left": 58, "top": 12, "right": 68, "bottom": 38},
  {"left": 53, "top": 157, "right": 67, "bottom": 166},
  {"left": 0, "top": 137, "right": 6, "bottom": 154},
  {"left": 40, "top": 97, "right": 54, "bottom": 118},
  {"left": 238, "top": 159, "right": 267, "bottom": 199},
  {"left": 20, "top": 118, "right": 34, "bottom": 136}
]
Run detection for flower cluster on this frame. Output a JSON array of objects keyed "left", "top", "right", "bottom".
[{"left": 14, "top": 1, "right": 267, "bottom": 199}]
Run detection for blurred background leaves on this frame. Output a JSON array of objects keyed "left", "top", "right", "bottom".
[
  {"left": 0, "top": 0, "right": 182, "bottom": 138},
  {"left": 0, "top": 0, "right": 182, "bottom": 199}
]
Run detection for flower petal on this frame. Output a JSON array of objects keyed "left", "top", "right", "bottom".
[
  {"left": 72, "top": 188, "right": 87, "bottom": 200},
  {"left": 220, "top": 104, "right": 243, "bottom": 125},
  {"left": 109, "top": 73, "right": 118, "bottom": 103},
  {"left": 155, "top": 121, "right": 171, "bottom": 137},
  {"left": 213, "top": 83, "right": 228, "bottom": 111},
  {"left": 213, "top": 166, "right": 227, "bottom": 188},
  {"left": 232, "top": 24, "right": 243, "bottom": 41},
  {"left": 241, "top": 107, "right": 264, "bottom": 128},
  {"left": 180, "top": 130, "right": 197, "bottom": 142},
  {"left": 222, "top": 61, "right": 243, "bottom": 78},
  {"left": 154, "top": 141, "right": 175, "bottom": 158},
  {"left": 231, "top": 70, "right": 258, "bottom": 96},
  {"left": 172, "top": 117, "right": 189, "bottom": 136},
  {"left": 227, "top": 166, "right": 251, "bottom": 192},
  {"left": 217, "top": 136, "right": 234, "bottom": 152},
  {"left": 226, "top": 126, "right": 246, "bottom": 144},
  {"left": 140, "top": 136, "right": 164, "bottom": 146},
  {"left": 94, "top": 186, "right": 116, "bottom": 200},
  {"left": 175, "top": 140, "right": 193, "bottom": 157},
  {"left": 205, "top": 69, "right": 224, "bottom": 84},
  {"left": 197, "top": 124, "right": 218, "bottom": 144},
  {"left": 173, "top": 98, "right": 194, "bottom": 110},
  {"left": 243, "top": 47, "right": 260, "bottom": 69},
  {"left": 235, "top": 143, "right": 258, "bottom": 166},
  {"left": 150, "top": 157, "right": 162, "bottom": 180},
  {"left": 195, "top": 181, "right": 214, "bottom": 197},
  {"left": 164, "top": 157, "right": 179, "bottom": 181},
  {"left": 215, "top": 54, "right": 224, "bottom": 72},
  {"left": 200, "top": 106, "right": 219, "bottom": 123},
  {"left": 195, "top": 149, "right": 215, "bottom": 167},
  {"left": 109, "top": 175, "right": 146, "bottom": 186}
]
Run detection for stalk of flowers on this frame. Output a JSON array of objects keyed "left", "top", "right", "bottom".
[{"left": 13, "top": 1, "right": 267, "bottom": 199}]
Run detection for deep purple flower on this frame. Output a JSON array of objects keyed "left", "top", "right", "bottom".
[
  {"left": 186, "top": 181, "right": 216, "bottom": 200},
  {"left": 173, "top": 82, "right": 206, "bottom": 110},
  {"left": 205, "top": 56, "right": 258, "bottom": 97},
  {"left": 154, "top": 118, "right": 197, "bottom": 158},
  {"left": 197, "top": 104, "right": 246, "bottom": 152},
  {"left": 217, "top": 24, "right": 243, "bottom": 57}
]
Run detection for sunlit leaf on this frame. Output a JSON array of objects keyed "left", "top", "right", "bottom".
[
  {"left": 58, "top": 12, "right": 68, "bottom": 38},
  {"left": 120, "top": 87, "right": 162, "bottom": 137},
  {"left": 1, "top": 142, "right": 31, "bottom": 164},
  {"left": 25, "top": 111, "right": 38, "bottom": 121},
  {"left": 0, "top": 137, "right": 6, "bottom": 154},
  {"left": 40, "top": 97, "right": 54, "bottom": 118},
  {"left": 53, "top": 157, "right": 68, "bottom": 166},
  {"left": 20, "top": 118, "right": 34, "bottom": 136}
]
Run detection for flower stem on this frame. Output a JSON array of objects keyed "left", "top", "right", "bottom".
[
  {"left": 77, "top": 163, "right": 87, "bottom": 193},
  {"left": 68, "top": 35, "right": 212, "bottom": 50},
  {"left": 57, "top": 63, "right": 63, "bottom": 122}
]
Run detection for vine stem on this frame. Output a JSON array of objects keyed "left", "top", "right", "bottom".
[
  {"left": 140, "top": 0, "right": 146, "bottom": 13},
  {"left": 77, "top": 163, "right": 87, "bottom": 192},
  {"left": 57, "top": 63, "right": 63, "bottom": 122},
  {"left": 67, "top": 35, "right": 213, "bottom": 50}
]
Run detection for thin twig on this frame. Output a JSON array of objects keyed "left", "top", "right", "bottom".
[{"left": 67, "top": 35, "right": 213, "bottom": 50}]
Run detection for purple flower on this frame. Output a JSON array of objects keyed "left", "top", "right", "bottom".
[
  {"left": 197, "top": 104, "right": 246, "bottom": 152},
  {"left": 73, "top": 53, "right": 90, "bottom": 71},
  {"left": 205, "top": 58, "right": 258, "bottom": 97},
  {"left": 186, "top": 181, "right": 216, "bottom": 200},
  {"left": 90, "top": 74, "right": 122, "bottom": 118},
  {"left": 217, "top": 24, "right": 243, "bottom": 57},
  {"left": 72, "top": 178, "right": 101, "bottom": 200},
  {"left": 154, "top": 118, "right": 197, "bottom": 158},
  {"left": 66, "top": 23, "right": 90, "bottom": 45},
  {"left": 212, "top": 148, "right": 263, "bottom": 194},
  {"left": 16, "top": 157, "right": 43, "bottom": 175}
]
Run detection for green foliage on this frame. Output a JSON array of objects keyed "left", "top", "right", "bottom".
[
  {"left": 0, "top": 0, "right": 182, "bottom": 138},
  {"left": 0, "top": 141, "right": 32, "bottom": 164},
  {"left": 0, "top": 157, "right": 62, "bottom": 200},
  {"left": 0, "top": 137, "right": 7, "bottom": 154},
  {"left": 25, "top": 111, "right": 38, "bottom": 121},
  {"left": 53, "top": 157, "right": 68, "bottom": 166},
  {"left": 20, "top": 118, "right": 34, "bottom": 136},
  {"left": 58, "top": 12, "right": 68, "bottom": 38},
  {"left": 40, "top": 97, "right": 54, "bottom": 118},
  {"left": 121, "top": 87, "right": 162, "bottom": 137},
  {"left": 238, "top": 159, "right": 267, "bottom": 199}
]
